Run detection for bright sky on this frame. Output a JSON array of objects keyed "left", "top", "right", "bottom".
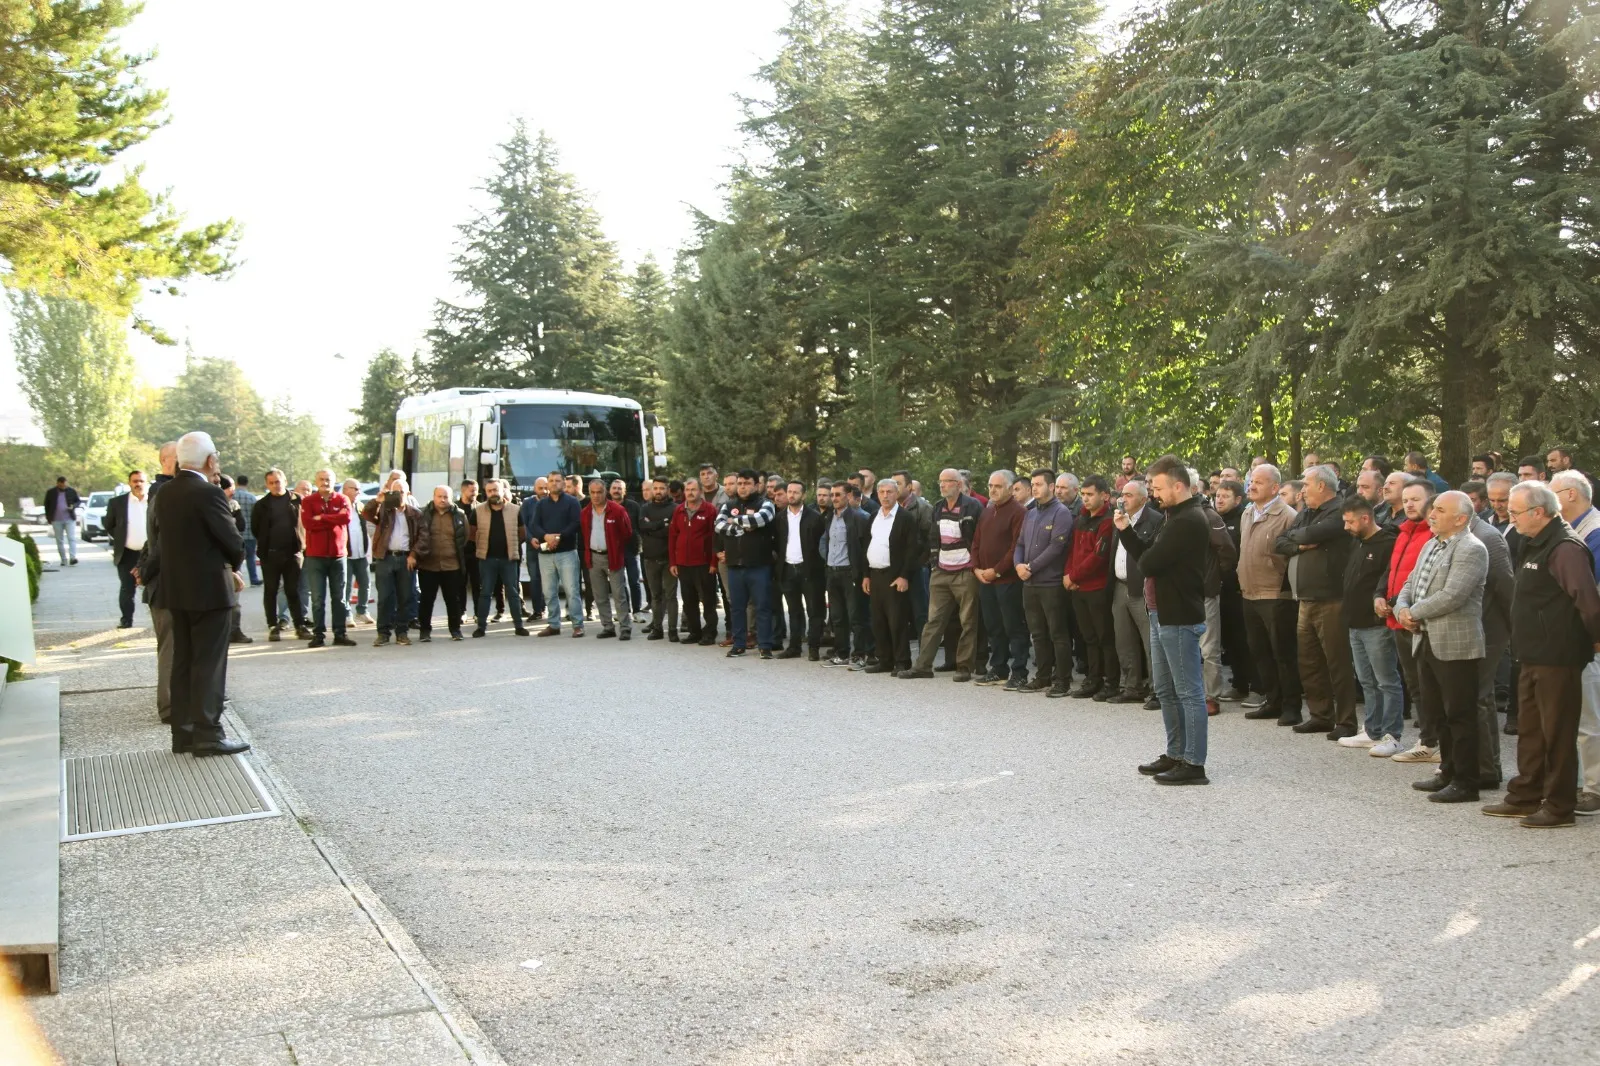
[{"left": 0, "top": 0, "right": 1135, "bottom": 454}]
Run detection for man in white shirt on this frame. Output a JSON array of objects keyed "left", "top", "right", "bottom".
[
  {"left": 103, "top": 470, "right": 150, "bottom": 628},
  {"left": 342, "top": 478, "right": 373, "bottom": 624}
]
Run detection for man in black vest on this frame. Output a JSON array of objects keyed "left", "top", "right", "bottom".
[
  {"left": 152, "top": 432, "right": 248, "bottom": 755},
  {"left": 1485, "top": 481, "right": 1600, "bottom": 827}
]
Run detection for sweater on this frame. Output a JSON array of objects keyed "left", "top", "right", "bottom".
[
  {"left": 1014, "top": 498, "right": 1073, "bottom": 586},
  {"left": 970, "top": 496, "right": 1025, "bottom": 583},
  {"left": 528, "top": 493, "right": 582, "bottom": 554},
  {"left": 1119, "top": 494, "right": 1209, "bottom": 625}
]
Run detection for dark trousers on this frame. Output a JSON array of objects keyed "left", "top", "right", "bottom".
[
  {"left": 869, "top": 567, "right": 911, "bottom": 670},
  {"left": 780, "top": 566, "right": 825, "bottom": 649},
  {"left": 827, "top": 566, "right": 869, "bottom": 659},
  {"left": 1242, "top": 598, "right": 1299, "bottom": 715},
  {"left": 261, "top": 548, "right": 305, "bottom": 629},
  {"left": 374, "top": 554, "right": 418, "bottom": 636},
  {"left": 978, "top": 580, "right": 1029, "bottom": 679},
  {"left": 1418, "top": 635, "right": 1482, "bottom": 786},
  {"left": 1071, "top": 585, "right": 1118, "bottom": 687},
  {"left": 625, "top": 549, "right": 644, "bottom": 612},
  {"left": 678, "top": 564, "right": 717, "bottom": 640},
  {"left": 1219, "top": 587, "right": 1252, "bottom": 691},
  {"left": 1298, "top": 599, "right": 1357, "bottom": 729},
  {"left": 727, "top": 564, "right": 774, "bottom": 650},
  {"left": 1023, "top": 585, "right": 1072, "bottom": 685},
  {"left": 115, "top": 552, "right": 139, "bottom": 626},
  {"left": 1507, "top": 664, "right": 1583, "bottom": 818},
  {"left": 242, "top": 536, "right": 260, "bottom": 585},
  {"left": 1064, "top": 585, "right": 1089, "bottom": 672},
  {"left": 1394, "top": 626, "right": 1425, "bottom": 738},
  {"left": 643, "top": 557, "right": 677, "bottom": 634},
  {"left": 169, "top": 606, "right": 231, "bottom": 745},
  {"left": 418, "top": 568, "right": 466, "bottom": 634}
]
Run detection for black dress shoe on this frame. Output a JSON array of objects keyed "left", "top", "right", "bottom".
[
  {"left": 1243, "top": 706, "right": 1279, "bottom": 720},
  {"left": 1412, "top": 775, "right": 1449, "bottom": 792},
  {"left": 778, "top": 646, "right": 802, "bottom": 659},
  {"left": 1068, "top": 683, "right": 1100, "bottom": 699},
  {"left": 1142, "top": 696, "right": 1161, "bottom": 710},
  {"left": 619, "top": 631, "right": 631, "bottom": 641},
  {"left": 1503, "top": 719, "right": 1519, "bottom": 736},
  {"left": 171, "top": 734, "right": 192, "bottom": 754},
  {"left": 898, "top": 668, "right": 934, "bottom": 679},
  {"left": 953, "top": 671, "right": 972, "bottom": 683},
  {"left": 1092, "top": 689, "right": 1112, "bottom": 702},
  {"left": 1138, "top": 754, "right": 1179, "bottom": 776},
  {"left": 192, "top": 737, "right": 250, "bottom": 757},
  {"left": 1276, "top": 712, "right": 1303, "bottom": 726},
  {"left": 307, "top": 637, "right": 326, "bottom": 648},
  {"left": 863, "top": 664, "right": 892, "bottom": 674},
  {"left": 1106, "top": 691, "right": 1142, "bottom": 704},
  {"left": 597, "top": 628, "right": 617, "bottom": 639},
  {"left": 935, "top": 663, "right": 958, "bottom": 673},
  {"left": 1428, "top": 782, "right": 1480, "bottom": 804},
  {"left": 1325, "top": 725, "right": 1357, "bottom": 741},
  {"left": 1155, "top": 762, "right": 1209, "bottom": 786},
  {"left": 515, "top": 627, "right": 531, "bottom": 636},
  {"left": 1292, "top": 720, "right": 1333, "bottom": 734},
  {"left": 726, "top": 646, "right": 746, "bottom": 657},
  {"left": 648, "top": 631, "right": 664, "bottom": 641},
  {"left": 807, "top": 648, "right": 819, "bottom": 661}
]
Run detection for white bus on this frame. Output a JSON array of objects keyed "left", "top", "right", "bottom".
[{"left": 384, "top": 388, "right": 667, "bottom": 499}]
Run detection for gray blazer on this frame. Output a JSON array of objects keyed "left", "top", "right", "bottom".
[
  {"left": 1470, "top": 514, "right": 1514, "bottom": 646},
  {"left": 1396, "top": 531, "right": 1488, "bottom": 661}
]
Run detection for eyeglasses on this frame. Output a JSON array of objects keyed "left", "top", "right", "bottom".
[{"left": 1507, "top": 507, "right": 1539, "bottom": 518}]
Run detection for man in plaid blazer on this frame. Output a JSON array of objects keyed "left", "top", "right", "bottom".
[{"left": 1396, "top": 491, "right": 1489, "bottom": 804}]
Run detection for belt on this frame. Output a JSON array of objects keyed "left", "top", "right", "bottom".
[
  {"left": 591, "top": 548, "right": 607, "bottom": 554},
  {"left": 828, "top": 564, "right": 853, "bottom": 572}
]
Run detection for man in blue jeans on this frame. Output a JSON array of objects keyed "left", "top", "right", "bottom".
[
  {"left": 1117, "top": 456, "right": 1212, "bottom": 785},
  {"left": 468, "top": 479, "right": 528, "bottom": 637},
  {"left": 1338, "top": 495, "right": 1405, "bottom": 754},
  {"left": 359, "top": 477, "right": 427, "bottom": 646},
  {"left": 530, "top": 469, "right": 584, "bottom": 636},
  {"left": 715, "top": 469, "right": 777, "bottom": 657},
  {"left": 234, "top": 474, "right": 260, "bottom": 585}
]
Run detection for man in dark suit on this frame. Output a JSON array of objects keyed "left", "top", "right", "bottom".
[
  {"left": 100, "top": 471, "right": 150, "bottom": 628},
  {"left": 151, "top": 432, "right": 248, "bottom": 756},
  {"left": 862, "top": 479, "right": 921, "bottom": 674},
  {"left": 139, "top": 442, "right": 180, "bottom": 723},
  {"left": 773, "top": 478, "right": 828, "bottom": 660},
  {"left": 820, "top": 481, "right": 871, "bottom": 667}
]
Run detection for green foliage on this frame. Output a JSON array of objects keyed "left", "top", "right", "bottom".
[
  {"left": 146, "top": 355, "right": 325, "bottom": 483},
  {"left": 4, "top": 522, "right": 39, "bottom": 680},
  {"left": 8, "top": 290, "right": 136, "bottom": 469},
  {"left": 598, "top": 257, "right": 670, "bottom": 413},
  {"left": 343, "top": 348, "right": 411, "bottom": 480},
  {"left": 0, "top": 0, "right": 237, "bottom": 334},
  {"left": 423, "top": 123, "right": 625, "bottom": 391},
  {"left": 0, "top": 440, "right": 156, "bottom": 516}
]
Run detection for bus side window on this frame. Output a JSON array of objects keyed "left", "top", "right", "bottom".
[{"left": 448, "top": 424, "right": 466, "bottom": 487}]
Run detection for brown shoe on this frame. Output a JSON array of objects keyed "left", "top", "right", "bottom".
[
  {"left": 536, "top": 627, "right": 562, "bottom": 637},
  {"left": 1206, "top": 698, "right": 1220, "bottom": 717},
  {"left": 719, "top": 637, "right": 734, "bottom": 647},
  {"left": 1520, "top": 807, "right": 1576, "bottom": 829},
  {"left": 1481, "top": 801, "right": 1540, "bottom": 819}
]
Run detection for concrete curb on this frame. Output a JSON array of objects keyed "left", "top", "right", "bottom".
[{"left": 224, "top": 707, "right": 509, "bottom": 1066}]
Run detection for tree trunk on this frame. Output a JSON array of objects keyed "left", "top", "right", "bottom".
[
  {"left": 1438, "top": 334, "right": 1471, "bottom": 485},
  {"left": 1287, "top": 369, "right": 1303, "bottom": 474},
  {"left": 1258, "top": 392, "right": 1278, "bottom": 466}
]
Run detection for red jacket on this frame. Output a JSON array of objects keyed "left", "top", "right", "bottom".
[
  {"left": 1065, "top": 504, "right": 1116, "bottom": 591},
  {"left": 668, "top": 500, "right": 717, "bottom": 568},
  {"left": 1384, "top": 517, "right": 1433, "bottom": 631},
  {"left": 579, "top": 500, "right": 632, "bottom": 571},
  {"left": 300, "top": 490, "right": 350, "bottom": 559}
]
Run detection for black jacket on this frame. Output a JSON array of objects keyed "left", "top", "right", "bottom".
[
  {"left": 251, "top": 492, "right": 303, "bottom": 553},
  {"left": 862, "top": 504, "right": 920, "bottom": 584},
  {"left": 1513, "top": 518, "right": 1600, "bottom": 666},
  {"left": 1217, "top": 504, "right": 1244, "bottom": 594},
  {"left": 619, "top": 496, "right": 643, "bottom": 553},
  {"left": 43, "top": 485, "right": 81, "bottom": 520},
  {"left": 1202, "top": 499, "right": 1238, "bottom": 598},
  {"left": 773, "top": 504, "right": 827, "bottom": 580},
  {"left": 819, "top": 506, "right": 872, "bottom": 583},
  {"left": 151, "top": 471, "right": 245, "bottom": 612},
  {"left": 716, "top": 493, "right": 777, "bottom": 568},
  {"left": 1274, "top": 496, "right": 1351, "bottom": 601},
  {"left": 1116, "top": 505, "right": 1163, "bottom": 595},
  {"left": 102, "top": 491, "right": 146, "bottom": 565},
  {"left": 1342, "top": 526, "right": 1397, "bottom": 629},
  {"left": 637, "top": 499, "right": 676, "bottom": 560},
  {"left": 1119, "top": 494, "right": 1208, "bottom": 625}
]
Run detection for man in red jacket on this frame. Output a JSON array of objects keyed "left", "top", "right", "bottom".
[
  {"left": 580, "top": 477, "right": 635, "bottom": 639},
  {"left": 1376, "top": 479, "right": 1437, "bottom": 761},
  {"left": 670, "top": 478, "right": 719, "bottom": 645},
  {"left": 300, "top": 469, "right": 356, "bottom": 648},
  {"left": 1066, "top": 475, "right": 1120, "bottom": 699}
]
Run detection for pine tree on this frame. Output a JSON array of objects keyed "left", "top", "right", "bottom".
[
  {"left": 424, "top": 123, "right": 625, "bottom": 391},
  {"left": 344, "top": 348, "right": 411, "bottom": 479},
  {"left": 596, "top": 256, "right": 670, "bottom": 412}
]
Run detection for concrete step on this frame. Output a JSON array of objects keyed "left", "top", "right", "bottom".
[{"left": 0, "top": 676, "right": 61, "bottom": 992}]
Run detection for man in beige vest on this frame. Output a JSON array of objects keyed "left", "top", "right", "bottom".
[{"left": 468, "top": 479, "right": 528, "bottom": 637}]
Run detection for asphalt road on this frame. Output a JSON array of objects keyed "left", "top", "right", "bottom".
[{"left": 219, "top": 596, "right": 1600, "bottom": 1066}]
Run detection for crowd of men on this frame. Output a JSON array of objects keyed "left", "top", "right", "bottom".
[{"left": 69, "top": 438, "right": 1600, "bottom": 828}]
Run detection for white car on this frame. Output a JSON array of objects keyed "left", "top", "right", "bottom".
[{"left": 79, "top": 489, "right": 124, "bottom": 541}]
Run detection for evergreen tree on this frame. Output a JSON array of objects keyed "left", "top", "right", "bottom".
[
  {"left": 596, "top": 256, "right": 670, "bottom": 411},
  {"left": 150, "top": 355, "right": 324, "bottom": 481},
  {"left": 344, "top": 348, "right": 411, "bottom": 479},
  {"left": 8, "top": 291, "right": 136, "bottom": 470},
  {"left": 424, "top": 123, "right": 625, "bottom": 391},
  {"left": 0, "top": 0, "right": 237, "bottom": 332}
]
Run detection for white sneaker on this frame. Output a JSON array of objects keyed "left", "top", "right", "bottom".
[
  {"left": 1338, "top": 731, "right": 1379, "bottom": 748},
  {"left": 1391, "top": 741, "right": 1440, "bottom": 763},
  {"left": 1369, "top": 734, "right": 1404, "bottom": 758}
]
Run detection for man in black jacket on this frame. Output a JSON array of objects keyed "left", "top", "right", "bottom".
[
  {"left": 774, "top": 478, "right": 828, "bottom": 660},
  {"left": 1275, "top": 465, "right": 1359, "bottom": 739},
  {"left": 862, "top": 479, "right": 920, "bottom": 674},
  {"left": 43, "top": 475, "right": 82, "bottom": 565},
  {"left": 1118, "top": 456, "right": 1212, "bottom": 785},
  {"left": 637, "top": 477, "right": 678, "bottom": 640},
  {"left": 821, "top": 482, "right": 871, "bottom": 667},
  {"left": 1339, "top": 495, "right": 1404, "bottom": 753},
  {"left": 153, "top": 432, "right": 248, "bottom": 756},
  {"left": 250, "top": 468, "right": 310, "bottom": 641},
  {"left": 101, "top": 471, "right": 149, "bottom": 628},
  {"left": 1109, "top": 479, "right": 1163, "bottom": 705}
]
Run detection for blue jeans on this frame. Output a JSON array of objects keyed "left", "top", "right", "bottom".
[
  {"left": 1350, "top": 625, "right": 1404, "bottom": 740},
  {"left": 537, "top": 551, "right": 581, "bottom": 630},
  {"left": 373, "top": 554, "right": 415, "bottom": 636},
  {"left": 727, "top": 564, "right": 774, "bottom": 650},
  {"left": 476, "top": 558, "right": 524, "bottom": 630},
  {"left": 242, "top": 536, "right": 260, "bottom": 585},
  {"left": 625, "top": 549, "right": 644, "bottom": 613},
  {"left": 524, "top": 551, "right": 546, "bottom": 615},
  {"left": 303, "top": 555, "right": 348, "bottom": 638},
  {"left": 345, "top": 556, "right": 369, "bottom": 614},
  {"left": 51, "top": 519, "right": 77, "bottom": 564},
  {"left": 1150, "top": 610, "right": 1208, "bottom": 766},
  {"left": 978, "top": 581, "right": 1029, "bottom": 679}
]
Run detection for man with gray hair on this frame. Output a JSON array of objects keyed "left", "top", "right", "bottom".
[
  {"left": 1238, "top": 463, "right": 1301, "bottom": 723},
  {"left": 970, "top": 470, "right": 1028, "bottom": 685},
  {"left": 150, "top": 432, "right": 249, "bottom": 756},
  {"left": 1550, "top": 469, "right": 1600, "bottom": 813},
  {"left": 1107, "top": 478, "right": 1162, "bottom": 704},
  {"left": 1275, "top": 465, "right": 1358, "bottom": 738},
  {"left": 1397, "top": 491, "right": 1490, "bottom": 804}
]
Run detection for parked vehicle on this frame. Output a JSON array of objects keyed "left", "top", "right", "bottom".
[{"left": 78, "top": 487, "right": 128, "bottom": 541}]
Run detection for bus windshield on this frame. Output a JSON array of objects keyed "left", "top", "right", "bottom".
[{"left": 496, "top": 404, "right": 644, "bottom": 489}]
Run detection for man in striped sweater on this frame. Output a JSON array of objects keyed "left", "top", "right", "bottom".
[{"left": 715, "top": 469, "right": 777, "bottom": 658}]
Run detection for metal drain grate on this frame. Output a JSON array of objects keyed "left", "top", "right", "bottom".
[{"left": 61, "top": 750, "right": 278, "bottom": 841}]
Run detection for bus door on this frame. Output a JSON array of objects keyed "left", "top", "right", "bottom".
[
  {"left": 448, "top": 423, "right": 467, "bottom": 489},
  {"left": 401, "top": 433, "right": 418, "bottom": 484}
]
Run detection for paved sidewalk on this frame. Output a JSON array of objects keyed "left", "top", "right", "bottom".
[{"left": 19, "top": 537, "right": 501, "bottom": 1066}]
